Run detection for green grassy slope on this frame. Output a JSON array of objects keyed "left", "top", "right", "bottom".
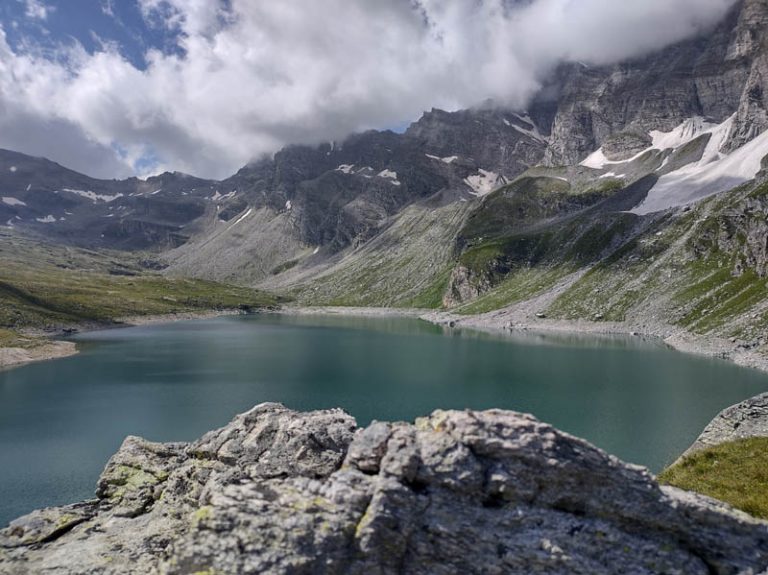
[
  {"left": 547, "top": 182, "right": 768, "bottom": 340},
  {"left": 281, "top": 198, "right": 473, "bottom": 309},
  {"left": 0, "top": 230, "right": 280, "bottom": 333},
  {"left": 430, "top": 172, "right": 768, "bottom": 342}
]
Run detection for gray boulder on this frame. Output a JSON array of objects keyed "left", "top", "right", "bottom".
[
  {"left": 681, "top": 392, "right": 768, "bottom": 459},
  {"left": 2, "top": 403, "right": 768, "bottom": 574}
]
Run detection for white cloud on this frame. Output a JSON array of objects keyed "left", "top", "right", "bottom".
[
  {"left": 0, "top": 0, "right": 739, "bottom": 179},
  {"left": 23, "top": 0, "right": 52, "bottom": 21},
  {"left": 100, "top": 0, "right": 115, "bottom": 18}
]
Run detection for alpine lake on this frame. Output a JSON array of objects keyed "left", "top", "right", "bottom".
[{"left": 2, "top": 313, "right": 767, "bottom": 525}]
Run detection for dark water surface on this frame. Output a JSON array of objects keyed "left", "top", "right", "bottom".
[{"left": 1, "top": 313, "right": 767, "bottom": 525}]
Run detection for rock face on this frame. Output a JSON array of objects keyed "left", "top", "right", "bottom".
[
  {"left": 0, "top": 149, "right": 216, "bottom": 251},
  {"left": 2, "top": 403, "right": 767, "bottom": 575},
  {"left": 544, "top": 0, "right": 768, "bottom": 166},
  {"left": 167, "top": 106, "right": 549, "bottom": 286},
  {"left": 682, "top": 392, "right": 768, "bottom": 458}
]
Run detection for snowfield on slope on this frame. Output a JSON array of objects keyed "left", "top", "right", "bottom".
[
  {"left": 465, "top": 170, "right": 505, "bottom": 196},
  {"left": 633, "top": 116, "right": 768, "bottom": 214},
  {"left": 60, "top": 189, "right": 124, "bottom": 203},
  {"left": 580, "top": 115, "right": 768, "bottom": 214}
]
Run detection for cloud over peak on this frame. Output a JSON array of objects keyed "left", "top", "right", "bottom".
[{"left": 0, "top": 0, "right": 738, "bottom": 179}]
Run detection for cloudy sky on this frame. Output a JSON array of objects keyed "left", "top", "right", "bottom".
[{"left": 0, "top": 0, "right": 738, "bottom": 180}]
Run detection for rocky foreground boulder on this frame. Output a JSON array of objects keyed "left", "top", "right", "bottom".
[
  {"left": 681, "top": 392, "right": 768, "bottom": 458},
  {"left": 2, "top": 403, "right": 768, "bottom": 574}
]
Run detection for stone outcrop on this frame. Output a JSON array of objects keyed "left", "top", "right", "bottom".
[
  {"left": 681, "top": 392, "right": 768, "bottom": 458},
  {"left": 723, "top": 0, "right": 768, "bottom": 153},
  {"left": 2, "top": 403, "right": 768, "bottom": 574}
]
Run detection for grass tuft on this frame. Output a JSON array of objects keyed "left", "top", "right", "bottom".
[{"left": 658, "top": 437, "right": 768, "bottom": 519}]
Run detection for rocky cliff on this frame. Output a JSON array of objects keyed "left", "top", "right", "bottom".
[
  {"left": 544, "top": 0, "right": 767, "bottom": 165},
  {"left": 2, "top": 403, "right": 767, "bottom": 574}
]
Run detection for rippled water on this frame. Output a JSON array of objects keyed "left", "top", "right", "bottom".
[{"left": 1, "top": 313, "right": 767, "bottom": 525}]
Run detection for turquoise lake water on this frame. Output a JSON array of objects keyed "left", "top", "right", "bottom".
[{"left": 1, "top": 313, "right": 767, "bottom": 525}]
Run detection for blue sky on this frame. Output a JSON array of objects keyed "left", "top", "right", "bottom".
[{"left": 0, "top": 0, "right": 181, "bottom": 68}]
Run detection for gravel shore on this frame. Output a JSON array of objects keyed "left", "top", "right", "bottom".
[{"left": 0, "top": 340, "right": 78, "bottom": 370}]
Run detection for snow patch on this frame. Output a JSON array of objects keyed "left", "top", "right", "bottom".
[
  {"left": 313, "top": 247, "right": 320, "bottom": 255},
  {"left": 285, "top": 200, "right": 292, "bottom": 210},
  {"left": 36, "top": 215, "right": 56, "bottom": 223},
  {"left": 377, "top": 169, "right": 401, "bottom": 185},
  {"left": 9, "top": 166, "right": 16, "bottom": 173},
  {"left": 25, "top": 184, "right": 31, "bottom": 192},
  {"left": 231, "top": 208, "right": 253, "bottom": 227},
  {"left": 580, "top": 146, "right": 655, "bottom": 170},
  {"left": 2, "top": 197, "right": 26, "bottom": 207},
  {"left": 650, "top": 117, "right": 719, "bottom": 150},
  {"left": 584, "top": 116, "right": 732, "bottom": 172},
  {"left": 580, "top": 149, "right": 609, "bottom": 169},
  {"left": 425, "top": 153, "right": 459, "bottom": 164},
  {"left": 62, "top": 189, "right": 123, "bottom": 203},
  {"left": 335, "top": 164, "right": 355, "bottom": 174},
  {"left": 465, "top": 170, "right": 506, "bottom": 197},
  {"left": 211, "top": 190, "right": 237, "bottom": 202},
  {"left": 633, "top": 115, "right": 768, "bottom": 214}
]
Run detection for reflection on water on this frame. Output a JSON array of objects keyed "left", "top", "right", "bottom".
[{"left": 0, "top": 313, "right": 767, "bottom": 525}]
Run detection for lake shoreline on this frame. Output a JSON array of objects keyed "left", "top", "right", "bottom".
[
  {"left": 418, "top": 310, "right": 768, "bottom": 375},
  {"left": 3, "top": 304, "right": 767, "bottom": 376},
  {"left": 280, "top": 305, "right": 768, "bottom": 375},
  {"left": 0, "top": 309, "right": 253, "bottom": 371},
  {"left": 0, "top": 340, "right": 79, "bottom": 371}
]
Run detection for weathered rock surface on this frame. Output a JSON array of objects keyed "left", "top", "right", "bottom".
[
  {"left": 2, "top": 403, "right": 768, "bottom": 574},
  {"left": 682, "top": 392, "right": 768, "bottom": 458}
]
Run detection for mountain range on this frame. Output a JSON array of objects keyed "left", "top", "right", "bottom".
[{"left": 2, "top": 0, "right": 768, "bottom": 346}]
